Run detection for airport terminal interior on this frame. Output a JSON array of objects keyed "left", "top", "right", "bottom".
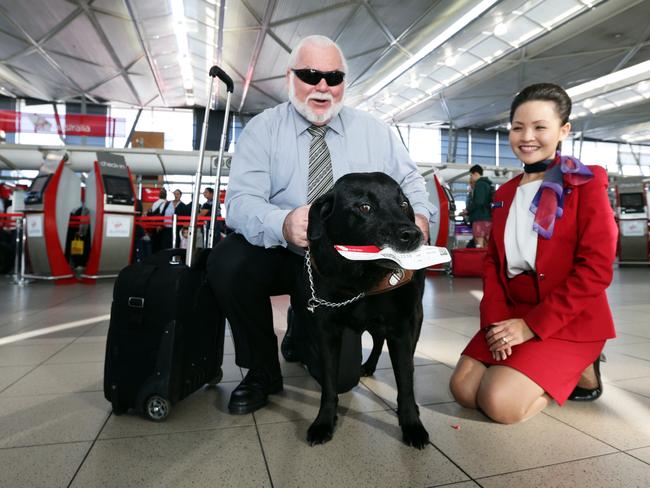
[{"left": 1, "top": 0, "right": 650, "bottom": 487}]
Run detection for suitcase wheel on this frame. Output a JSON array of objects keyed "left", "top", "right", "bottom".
[
  {"left": 144, "top": 395, "right": 171, "bottom": 422},
  {"left": 207, "top": 368, "right": 223, "bottom": 387}
]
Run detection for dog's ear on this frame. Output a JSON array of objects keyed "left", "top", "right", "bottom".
[{"left": 307, "top": 190, "right": 335, "bottom": 241}]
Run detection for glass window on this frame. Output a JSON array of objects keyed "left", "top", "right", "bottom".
[
  {"left": 471, "top": 131, "right": 496, "bottom": 166},
  {"left": 405, "top": 127, "right": 441, "bottom": 163},
  {"left": 575, "top": 140, "right": 613, "bottom": 170},
  {"left": 441, "top": 129, "right": 468, "bottom": 164},
  {"left": 499, "top": 131, "right": 520, "bottom": 168},
  {"left": 109, "top": 107, "right": 194, "bottom": 150}
]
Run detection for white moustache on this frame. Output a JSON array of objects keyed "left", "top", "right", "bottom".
[{"left": 306, "top": 93, "right": 333, "bottom": 102}]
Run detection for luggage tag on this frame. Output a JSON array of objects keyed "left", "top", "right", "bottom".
[
  {"left": 70, "top": 236, "right": 84, "bottom": 256},
  {"left": 334, "top": 244, "right": 451, "bottom": 270}
]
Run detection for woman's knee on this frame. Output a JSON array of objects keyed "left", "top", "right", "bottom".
[
  {"left": 449, "top": 368, "right": 479, "bottom": 408},
  {"left": 476, "top": 386, "right": 527, "bottom": 424}
]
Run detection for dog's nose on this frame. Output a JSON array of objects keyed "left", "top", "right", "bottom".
[{"left": 399, "top": 227, "right": 421, "bottom": 244}]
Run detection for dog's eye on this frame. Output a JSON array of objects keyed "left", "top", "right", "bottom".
[
  {"left": 359, "top": 203, "right": 372, "bottom": 214},
  {"left": 400, "top": 201, "right": 409, "bottom": 212}
]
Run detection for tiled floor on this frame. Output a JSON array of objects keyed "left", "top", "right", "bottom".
[{"left": 0, "top": 268, "right": 649, "bottom": 487}]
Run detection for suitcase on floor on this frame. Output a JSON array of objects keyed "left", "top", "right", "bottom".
[
  {"left": 104, "top": 248, "right": 225, "bottom": 420},
  {"left": 104, "top": 66, "right": 234, "bottom": 421},
  {"left": 452, "top": 248, "right": 487, "bottom": 277}
]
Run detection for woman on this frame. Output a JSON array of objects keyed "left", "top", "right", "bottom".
[{"left": 449, "top": 83, "right": 617, "bottom": 424}]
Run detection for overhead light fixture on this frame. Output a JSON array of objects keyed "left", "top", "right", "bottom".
[
  {"left": 621, "top": 132, "right": 650, "bottom": 143},
  {"left": 590, "top": 102, "right": 615, "bottom": 114},
  {"left": 493, "top": 22, "right": 508, "bottom": 36},
  {"left": 566, "top": 59, "right": 650, "bottom": 99},
  {"left": 364, "top": 0, "right": 499, "bottom": 97},
  {"left": 541, "top": 5, "right": 583, "bottom": 30},
  {"left": 171, "top": 0, "right": 195, "bottom": 106},
  {"left": 359, "top": 0, "right": 606, "bottom": 122}
]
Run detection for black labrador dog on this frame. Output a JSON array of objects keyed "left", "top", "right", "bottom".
[{"left": 302, "top": 172, "right": 429, "bottom": 449}]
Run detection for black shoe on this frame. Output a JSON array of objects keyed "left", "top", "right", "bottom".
[
  {"left": 281, "top": 310, "right": 300, "bottom": 363},
  {"left": 569, "top": 356, "right": 602, "bottom": 402},
  {"left": 228, "top": 369, "right": 283, "bottom": 415}
]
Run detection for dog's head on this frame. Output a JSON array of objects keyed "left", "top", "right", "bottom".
[{"left": 307, "top": 172, "right": 423, "bottom": 253}]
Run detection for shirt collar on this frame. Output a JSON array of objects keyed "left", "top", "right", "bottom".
[{"left": 290, "top": 102, "right": 344, "bottom": 136}]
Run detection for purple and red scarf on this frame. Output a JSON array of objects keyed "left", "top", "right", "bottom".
[{"left": 529, "top": 152, "right": 594, "bottom": 239}]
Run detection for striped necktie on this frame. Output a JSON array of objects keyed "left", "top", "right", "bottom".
[{"left": 307, "top": 125, "right": 333, "bottom": 203}]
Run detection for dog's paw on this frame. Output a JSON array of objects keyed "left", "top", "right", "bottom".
[
  {"left": 307, "top": 421, "right": 335, "bottom": 446},
  {"left": 401, "top": 422, "right": 430, "bottom": 449}
]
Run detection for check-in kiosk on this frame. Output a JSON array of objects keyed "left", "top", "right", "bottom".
[
  {"left": 616, "top": 177, "right": 649, "bottom": 263},
  {"left": 82, "top": 153, "right": 136, "bottom": 280},
  {"left": 23, "top": 158, "right": 81, "bottom": 281},
  {"left": 426, "top": 174, "right": 455, "bottom": 249},
  {"left": 425, "top": 174, "right": 455, "bottom": 272}
]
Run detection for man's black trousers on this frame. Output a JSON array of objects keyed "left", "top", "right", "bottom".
[{"left": 206, "top": 233, "right": 361, "bottom": 393}]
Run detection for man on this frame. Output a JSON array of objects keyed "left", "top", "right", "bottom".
[
  {"left": 199, "top": 187, "right": 214, "bottom": 217},
  {"left": 199, "top": 187, "right": 222, "bottom": 244},
  {"left": 207, "top": 35, "right": 437, "bottom": 414},
  {"left": 147, "top": 188, "right": 173, "bottom": 251},
  {"left": 466, "top": 164, "right": 493, "bottom": 248},
  {"left": 148, "top": 188, "right": 170, "bottom": 215},
  {"left": 172, "top": 188, "right": 186, "bottom": 214}
]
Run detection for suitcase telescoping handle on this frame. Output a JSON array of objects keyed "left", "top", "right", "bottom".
[
  {"left": 186, "top": 66, "right": 234, "bottom": 266},
  {"left": 207, "top": 67, "right": 233, "bottom": 249}
]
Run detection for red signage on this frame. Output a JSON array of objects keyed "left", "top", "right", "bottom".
[
  {"left": 142, "top": 187, "right": 161, "bottom": 203},
  {"left": 0, "top": 110, "right": 17, "bottom": 133},
  {"left": 0, "top": 110, "right": 125, "bottom": 137},
  {"left": 0, "top": 184, "right": 12, "bottom": 200}
]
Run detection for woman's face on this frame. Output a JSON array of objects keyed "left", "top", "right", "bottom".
[
  {"left": 509, "top": 100, "right": 570, "bottom": 165},
  {"left": 173, "top": 191, "right": 181, "bottom": 201}
]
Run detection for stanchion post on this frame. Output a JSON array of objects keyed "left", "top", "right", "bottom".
[
  {"left": 13, "top": 216, "right": 22, "bottom": 279},
  {"left": 172, "top": 213, "right": 178, "bottom": 248},
  {"left": 20, "top": 216, "right": 27, "bottom": 281},
  {"left": 16, "top": 216, "right": 27, "bottom": 286}
]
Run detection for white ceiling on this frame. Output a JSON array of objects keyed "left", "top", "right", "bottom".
[{"left": 0, "top": 0, "right": 649, "bottom": 143}]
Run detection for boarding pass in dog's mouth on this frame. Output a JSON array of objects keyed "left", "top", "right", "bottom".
[{"left": 334, "top": 245, "right": 451, "bottom": 270}]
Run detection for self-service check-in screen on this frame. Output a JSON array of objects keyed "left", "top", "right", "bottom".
[
  {"left": 24, "top": 175, "right": 52, "bottom": 204},
  {"left": 620, "top": 193, "right": 644, "bottom": 214},
  {"left": 103, "top": 175, "right": 134, "bottom": 206}
]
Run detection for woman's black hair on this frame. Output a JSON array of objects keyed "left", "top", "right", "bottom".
[{"left": 509, "top": 83, "right": 572, "bottom": 125}]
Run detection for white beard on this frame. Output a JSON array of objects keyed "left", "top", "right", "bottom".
[{"left": 289, "top": 81, "right": 344, "bottom": 125}]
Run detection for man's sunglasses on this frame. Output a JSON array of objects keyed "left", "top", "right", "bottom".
[{"left": 291, "top": 69, "right": 345, "bottom": 86}]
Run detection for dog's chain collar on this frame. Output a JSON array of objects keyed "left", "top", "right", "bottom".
[{"left": 304, "top": 248, "right": 365, "bottom": 313}]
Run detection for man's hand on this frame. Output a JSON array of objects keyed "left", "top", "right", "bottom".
[
  {"left": 283, "top": 205, "right": 310, "bottom": 248},
  {"left": 414, "top": 213, "right": 430, "bottom": 244}
]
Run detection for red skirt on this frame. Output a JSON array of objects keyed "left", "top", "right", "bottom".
[{"left": 462, "top": 273, "right": 604, "bottom": 405}]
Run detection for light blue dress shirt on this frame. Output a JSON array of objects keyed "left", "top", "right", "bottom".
[{"left": 226, "top": 102, "right": 438, "bottom": 248}]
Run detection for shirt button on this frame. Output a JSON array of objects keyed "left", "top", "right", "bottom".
[{"left": 538, "top": 273, "right": 545, "bottom": 280}]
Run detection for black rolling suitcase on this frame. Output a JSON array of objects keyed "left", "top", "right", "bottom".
[{"left": 104, "top": 66, "right": 234, "bottom": 421}]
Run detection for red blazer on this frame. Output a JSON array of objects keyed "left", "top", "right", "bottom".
[{"left": 480, "top": 165, "right": 617, "bottom": 342}]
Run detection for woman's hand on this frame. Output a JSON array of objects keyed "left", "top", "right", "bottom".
[
  {"left": 491, "top": 345, "right": 512, "bottom": 362},
  {"left": 485, "top": 318, "right": 535, "bottom": 359}
]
